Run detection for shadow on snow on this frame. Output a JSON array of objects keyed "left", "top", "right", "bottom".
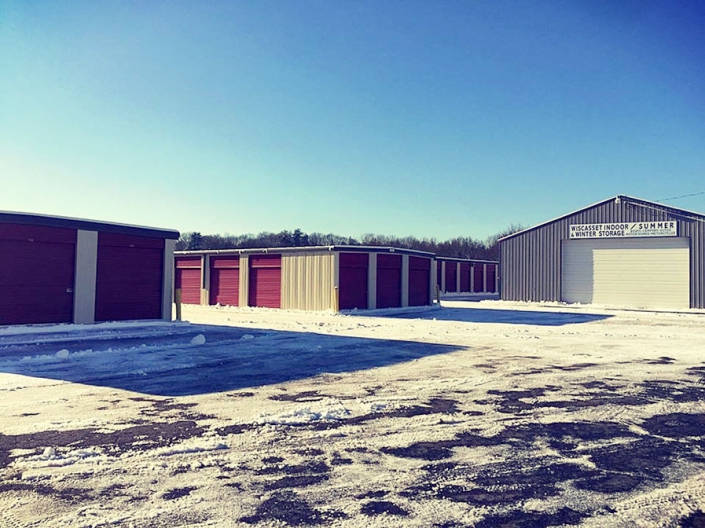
[
  {"left": 0, "top": 323, "right": 462, "bottom": 397},
  {"left": 392, "top": 306, "right": 612, "bottom": 326}
]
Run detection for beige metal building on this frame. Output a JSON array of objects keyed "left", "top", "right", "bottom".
[{"left": 175, "top": 246, "right": 436, "bottom": 312}]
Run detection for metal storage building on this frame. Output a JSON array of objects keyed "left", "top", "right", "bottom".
[
  {"left": 436, "top": 257, "right": 499, "bottom": 294},
  {"left": 499, "top": 195, "right": 705, "bottom": 310},
  {"left": 0, "top": 211, "right": 179, "bottom": 326},
  {"left": 175, "top": 246, "right": 436, "bottom": 312}
]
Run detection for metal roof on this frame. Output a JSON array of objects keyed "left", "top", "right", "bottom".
[
  {"left": 0, "top": 210, "right": 180, "bottom": 239},
  {"left": 498, "top": 195, "right": 705, "bottom": 243},
  {"left": 176, "top": 245, "right": 436, "bottom": 257}
]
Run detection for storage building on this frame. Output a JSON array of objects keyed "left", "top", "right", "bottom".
[
  {"left": 435, "top": 257, "right": 499, "bottom": 295},
  {"left": 0, "top": 211, "right": 179, "bottom": 326},
  {"left": 499, "top": 195, "right": 705, "bottom": 310},
  {"left": 175, "top": 246, "right": 436, "bottom": 311}
]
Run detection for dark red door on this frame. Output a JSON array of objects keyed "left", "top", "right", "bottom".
[
  {"left": 459, "top": 262, "right": 471, "bottom": 292},
  {"left": 339, "top": 253, "right": 368, "bottom": 310},
  {"left": 444, "top": 262, "right": 457, "bottom": 293},
  {"left": 376, "top": 254, "right": 402, "bottom": 309},
  {"left": 95, "top": 233, "right": 164, "bottom": 322},
  {"left": 473, "top": 264, "right": 484, "bottom": 293},
  {"left": 408, "top": 256, "right": 430, "bottom": 306},
  {"left": 0, "top": 225, "right": 76, "bottom": 325},
  {"left": 175, "top": 256, "right": 202, "bottom": 304},
  {"left": 486, "top": 264, "right": 497, "bottom": 293},
  {"left": 210, "top": 256, "right": 239, "bottom": 306},
  {"left": 249, "top": 255, "right": 281, "bottom": 308}
]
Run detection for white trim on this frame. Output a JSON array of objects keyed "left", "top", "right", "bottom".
[
  {"left": 73, "top": 230, "right": 98, "bottom": 324},
  {"left": 162, "top": 239, "right": 176, "bottom": 320},
  {"left": 401, "top": 255, "right": 409, "bottom": 308},
  {"left": 367, "top": 253, "right": 377, "bottom": 310}
]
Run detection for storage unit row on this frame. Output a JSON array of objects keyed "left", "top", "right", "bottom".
[
  {"left": 175, "top": 246, "right": 436, "bottom": 311},
  {"left": 435, "top": 257, "right": 499, "bottom": 294},
  {"left": 0, "top": 211, "right": 179, "bottom": 326}
]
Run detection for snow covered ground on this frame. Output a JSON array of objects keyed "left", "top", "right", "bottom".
[{"left": 1, "top": 299, "right": 705, "bottom": 527}]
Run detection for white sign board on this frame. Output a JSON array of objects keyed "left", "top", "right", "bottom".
[{"left": 570, "top": 221, "right": 678, "bottom": 239}]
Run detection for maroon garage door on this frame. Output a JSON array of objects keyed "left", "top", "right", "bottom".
[
  {"left": 210, "top": 256, "right": 240, "bottom": 306},
  {"left": 444, "top": 262, "right": 457, "bottom": 293},
  {"left": 95, "top": 233, "right": 164, "bottom": 322},
  {"left": 0, "top": 224, "right": 76, "bottom": 325},
  {"left": 376, "top": 254, "right": 402, "bottom": 309},
  {"left": 408, "top": 256, "right": 430, "bottom": 306},
  {"left": 486, "top": 264, "right": 497, "bottom": 293},
  {"left": 339, "top": 253, "right": 368, "bottom": 310},
  {"left": 459, "top": 262, "right": 471, "bottom": 292},
  {"left": 473, "top": 264, "right": 485, "bottom": 293},
  {"left": 249, "top": 255, "right": 281, "bottom": 308},
  {"left": 175, "top": 256, "right": 202, "bottom": 305}
]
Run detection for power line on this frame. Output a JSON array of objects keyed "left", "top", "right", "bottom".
[{"left": 658, "top": 191, "right": 705, "bottom": 202}]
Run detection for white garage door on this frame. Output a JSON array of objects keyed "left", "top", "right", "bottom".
[{"left": 562, "top": 237, "right": 690, "bottom": 310}]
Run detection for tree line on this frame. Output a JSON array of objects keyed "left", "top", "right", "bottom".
[{"left": 175, "top": 225, "right": 523, "bottom": 261}]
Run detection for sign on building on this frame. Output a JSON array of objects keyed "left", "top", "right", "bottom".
[{"left": 569, "top": 221, "right": 678, "bottom": 239}]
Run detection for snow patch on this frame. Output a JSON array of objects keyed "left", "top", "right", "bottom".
[
  {"left": 258, "top": 400, "right": 351, "bottom": 426},
  {"left": 190, "top": 334, "right": 206, "bottom": 346},
  {"left": 154, "top": 441, "right": 228, "bottom": 457}
]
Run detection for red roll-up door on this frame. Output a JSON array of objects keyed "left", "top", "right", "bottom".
[
  {"left": 249, "top": 255, "right": 281, "bottom": 308},
  {"left": 95, "top": 233, "right": 164, "bottom": 322},
  {"left": 409, "top": 256, "right": 430, "bottom": 306},
  {"left": 473, "top": 264, "right": 484, "bottom": 293},
  {"left": 210, "top": 256, "right": 240, "bottom": 306},
  {"left": 0, "top": 225, "right": 76, "bottom": 325},
  {"left": 175, "top": 256, "right": 202, "bottom": 304},
  {"left": 486, "top": 264, "right": 497, "bottom": 293},
  {"left": 459, "top": 262, "right": 471, "bottom": 292},
  {"left": 444, "top": 262, "right": 457, "bottom": 293},
  {"left": 376, "top": 254, "right": 402, "bottom": 309},
  {"left": 339, "top": 252, "right": 368, "bottom": 310}
]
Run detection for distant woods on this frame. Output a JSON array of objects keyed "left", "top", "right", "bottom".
[{"left": 175, "top": 226, "right": 523, "bottom": 260}]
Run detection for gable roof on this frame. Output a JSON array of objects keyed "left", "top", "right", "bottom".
[
  {"left": 0, "top": 210, "right": 180, "bottom": 239},
  {"left": 499, "top": 195, "right": 705, "bottom": 243}
]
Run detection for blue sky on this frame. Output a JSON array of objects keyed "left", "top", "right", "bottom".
[{"left": 1, "top": 1, "right": 704, "bottom": 241}]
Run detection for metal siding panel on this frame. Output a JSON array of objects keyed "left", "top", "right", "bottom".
[
  {"left": 339, "top": 252, "right": 368, "bottom": 310},
  {"left": 486, "top": 264, "right": 497, "bottom": 293},
  {"left": 376, "top": 254, "right": 402, "bottom": 308},
  {"left": 281, "top": 252, "right": 334, "bottom": 311},
  {"left": 0, "top": 238, "right": 76, "bottom": 325},
  {"left": 473, "top": 264, "right": 484, "bottom": 293},
  {"left": 175, "top": 256, "right": 202, "bottom": 269},
  {"left": 0, "top": 224, "right": 77, "bottom": 244},
  {"left": 408, "top": 256, "right": 431, "bottom": 306},
  {"left": 250, "top": 255, "right": 282, "bottom": 268},
  {"left": 562, "top": 238, "right": 690, "bottom": 309},
  {"left": 98, "top": 232, "right": 164, "bottom": 249},
  {"left": 459, "top": 263, "right": 470, "bottom": 292},
  {"left": 248, "top": 255, "right": 281, "bottom": 308},
  {"left": 211, "top": 256, "right": 240, "bottom": 269},
  {"left": 444, "top": 262, "right": 457, "bottom": 292},
  {"left": 176, "top": 268, "right": 201, "bottom": 304},
  {"left": 209, "top": 268, "right": 240, "bottom": 306},
  {"left": 95, "top": 243, "right": 163, "bottom": 321}
]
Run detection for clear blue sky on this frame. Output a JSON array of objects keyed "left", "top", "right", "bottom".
[{"left": 2, "top": 1, "right": 704, "bottom": 241}]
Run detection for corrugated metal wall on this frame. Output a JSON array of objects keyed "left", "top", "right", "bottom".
[
  {"left": 500, "top": 197, "right": 705, "bottom": 308},
  {"left": 281, "top": 251, "right": 335, "bottom": 311}
]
